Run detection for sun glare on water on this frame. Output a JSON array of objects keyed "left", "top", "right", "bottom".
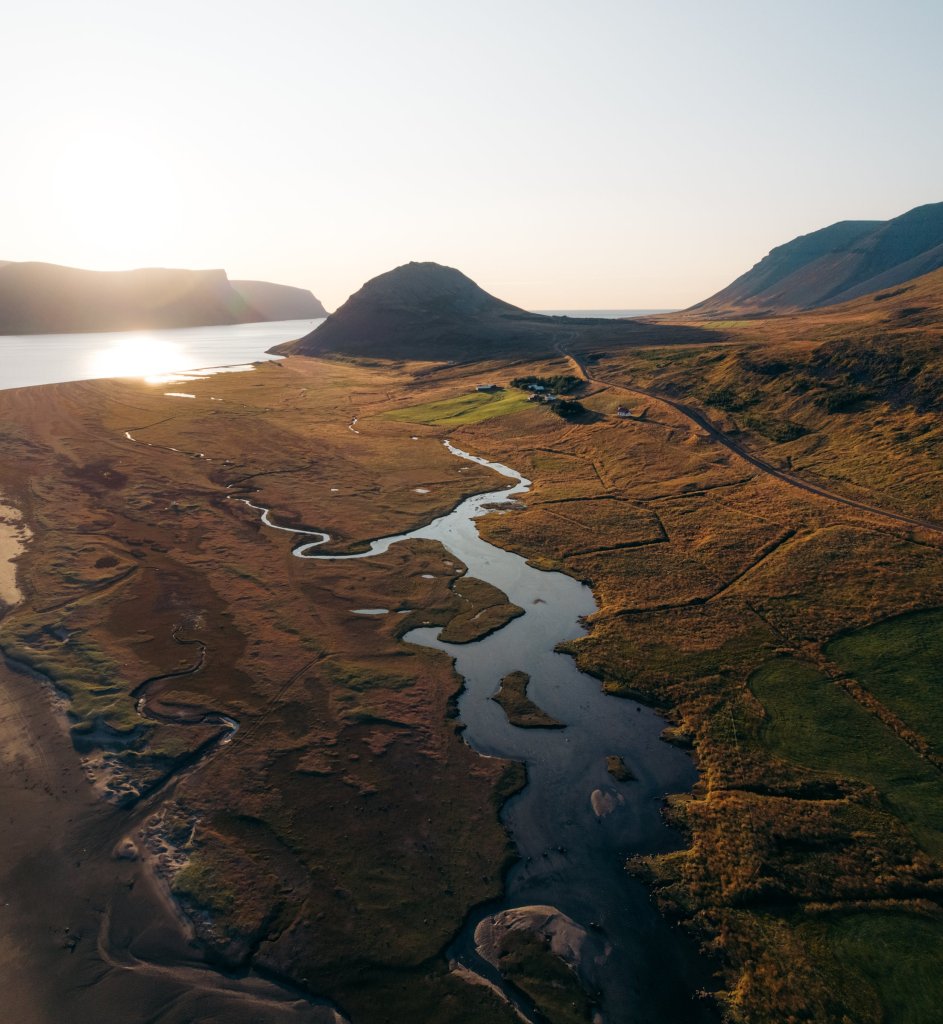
[{"left": 85, "top": 336, "right": 192, "bottom": 381}]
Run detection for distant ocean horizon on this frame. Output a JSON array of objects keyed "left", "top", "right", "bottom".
[{"left": 535, "top": 309, "right": 677, "bottom": 318}]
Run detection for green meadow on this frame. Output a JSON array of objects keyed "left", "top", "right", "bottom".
[
  {"left": 827, "top": 608, "right": 943, "bottom": 757},
  {"left": 815, "top": 911, "right": 943, "bottom": 1024},
  {"left": 749, "top": 657, "right": 943, "bottom": 857},
  {"left": 384, "top": 389, "right": 530, "bottom": 425}
]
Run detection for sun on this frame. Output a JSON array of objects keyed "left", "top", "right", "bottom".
[
  {"left": 50, "top": 125, "right": 186, "bottom": 267},
  {"left": 85, "top": 335, "right": 191, "bottom": 380}
]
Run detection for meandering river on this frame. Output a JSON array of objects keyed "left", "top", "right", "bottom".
[
  {"left": 254, "top": 441, "right": 715, "bottom": 1023},
  {"left": 0, "top": 332, "right": 722, "bottom": 1020}
]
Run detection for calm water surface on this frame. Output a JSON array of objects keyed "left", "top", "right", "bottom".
[
  {"left": 282, "top": 443, "right": 715, "bottom": 1023},
  {"left": 0, "top": 319, "right": 324, "bottom": 391}
]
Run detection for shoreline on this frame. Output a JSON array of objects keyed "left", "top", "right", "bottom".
[
  {"left": 0, "top": 645, "right": 347, "bottom": 1023},
  {"left": 0, "top": 359, "right": 717, "bottom": 1021},
  {"left": 0, "top": 494, "right": 30, "bottom": 606}
]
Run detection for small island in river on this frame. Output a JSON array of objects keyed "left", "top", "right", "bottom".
[
  {"left": 491, "top": 670, "right": 564, "bottom": 729},
  {"left": 4, "top": 231, "right": 943, "bottom": 1024}
]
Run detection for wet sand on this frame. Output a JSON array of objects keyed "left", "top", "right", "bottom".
[
  {"left": 0, "top": 497, "right": 30, "bottom": 606},
  {"left": 0, "top": 656, "right": 339, "bottom": 1024}
]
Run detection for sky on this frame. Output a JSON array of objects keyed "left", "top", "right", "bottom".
[{"left": 2, "top": 1, "right": 941, "bottom": 311}]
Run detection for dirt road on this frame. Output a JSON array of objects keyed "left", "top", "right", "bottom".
[{"left": 564, "top": 348, "right": 943, "bottom": 537}]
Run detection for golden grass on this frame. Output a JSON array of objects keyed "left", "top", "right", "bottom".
[
  {"left": 399, "top": 340, "right": 943, "bottom": 1023},
  {"left": 5, "top": 289, "right": 943, "bottom": 1023},
  {"left": 0, "top": 359, "right": 525, "bottom": 1022}
]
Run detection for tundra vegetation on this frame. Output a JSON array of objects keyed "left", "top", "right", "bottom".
[
  {"left": 1, "top": 267, "right": 942, "bottom": 1023},
  {"left": 491, "top": 670, "right": 564, "bottom": 729}
]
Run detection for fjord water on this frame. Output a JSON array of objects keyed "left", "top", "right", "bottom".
[
  {"left": 0, "top": 319, "right": 323, "bottom": 391},
  {"left": 294, "top": 444, "right": 714, "bottom": 1023}
]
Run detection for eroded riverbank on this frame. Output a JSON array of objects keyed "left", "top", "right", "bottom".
[
  {"left": 2, "top": 359, "right": 716, "bottom": 1021},
  {"left": 254, "top": 440, "right": 716, "bottom": 1022}
]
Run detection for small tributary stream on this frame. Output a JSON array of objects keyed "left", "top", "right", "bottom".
[{"left": 281, "top": 442, "right": 715, "bottom": 1023}]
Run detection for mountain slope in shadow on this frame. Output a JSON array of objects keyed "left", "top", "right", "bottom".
[
  {"left": 691, "top": 201, "right": 943, "bottom": 316},
  {"left": 275, "top": 261, "right": 706, "bottom": 361}
]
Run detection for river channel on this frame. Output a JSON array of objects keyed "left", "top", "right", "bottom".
[{"left": 283, "top": 442, "right": 715, "bottom": 1023}]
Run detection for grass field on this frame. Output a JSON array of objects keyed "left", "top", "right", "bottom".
[
  {"left": 594, "top": 273, "right": 943, "bottom": 523},
  {"left": 749, "top": 657, "right": 943, "bottom": 857},
  {"left": 827, "top": 609, "right": 943, "bottom": 757},
  {"left": 820, "top": 911, "right": 943, "bottom": 1024},
  {"left": 7, "top": 313, "right": 943, "bottom": 1024},
  {"left": 0, "top": 360, "right": 524, "bottom": 1023},
  {"left": 384, "top": 388, "right": 530, "bottom": 425}
]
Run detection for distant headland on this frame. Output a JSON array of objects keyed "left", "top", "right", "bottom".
[{"left": 0, "top": 261, "right": 327, "bottom": 335}]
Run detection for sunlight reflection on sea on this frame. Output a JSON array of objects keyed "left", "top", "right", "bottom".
[{"left": 0, "top": 319, "right": 323, "bottom": 391}]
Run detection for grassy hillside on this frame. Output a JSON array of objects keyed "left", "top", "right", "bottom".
[
  {"left": 4, "top": 263, "right": 942, "bottom": 1023},
  {"left": 690, "top": 201, "right": 943, "bottom": 314},
  {"left": 599, "top": 267, "right": 943, "bottom": 522}
]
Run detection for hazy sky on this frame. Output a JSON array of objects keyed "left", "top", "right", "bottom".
[{"left": 2, "top": 1, "right": 941, "bottom": 310}]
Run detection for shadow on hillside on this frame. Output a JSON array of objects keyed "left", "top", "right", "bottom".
[{"left": 275, "top": 309, "right": 726, "bottom": 364}]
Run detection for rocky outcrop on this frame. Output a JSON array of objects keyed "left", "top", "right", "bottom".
[{"left": 474, "top": 905, "right": 591, "bottom": 973}]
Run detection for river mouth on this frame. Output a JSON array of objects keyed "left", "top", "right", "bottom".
[{"left": 286, "top": 441, "right": 716, "bottom": 1023}]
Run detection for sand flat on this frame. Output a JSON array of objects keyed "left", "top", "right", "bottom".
[{"left": 0, "top": 496, "right": 30, "bottom": 605}]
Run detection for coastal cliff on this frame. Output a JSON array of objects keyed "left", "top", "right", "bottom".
[{"left": 0, "top": 261, "right": 325, "bottom": 334}]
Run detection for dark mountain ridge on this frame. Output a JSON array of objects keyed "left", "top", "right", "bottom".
[
  {"left": 275, "top": 261, "right": 698, "bottom": 361},
  {"left": 0, "top": 261, "right": 325, "bottom": 334},
  {"left": 691, "top": 201, "right": 943, "bottom": 316},
  {"left": 276, "top": 262, "right": 534, "bottom": 360}
]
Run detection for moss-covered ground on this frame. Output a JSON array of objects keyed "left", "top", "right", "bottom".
[
  {"left": 491, "top": 670, "right": 563, "bottom": 729},
  {"left": 4, "top": 273, "right": 943, "bottom": 1023},
  {"left": 495, "top": 929, "right": 594, "bottom": 1024}
]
